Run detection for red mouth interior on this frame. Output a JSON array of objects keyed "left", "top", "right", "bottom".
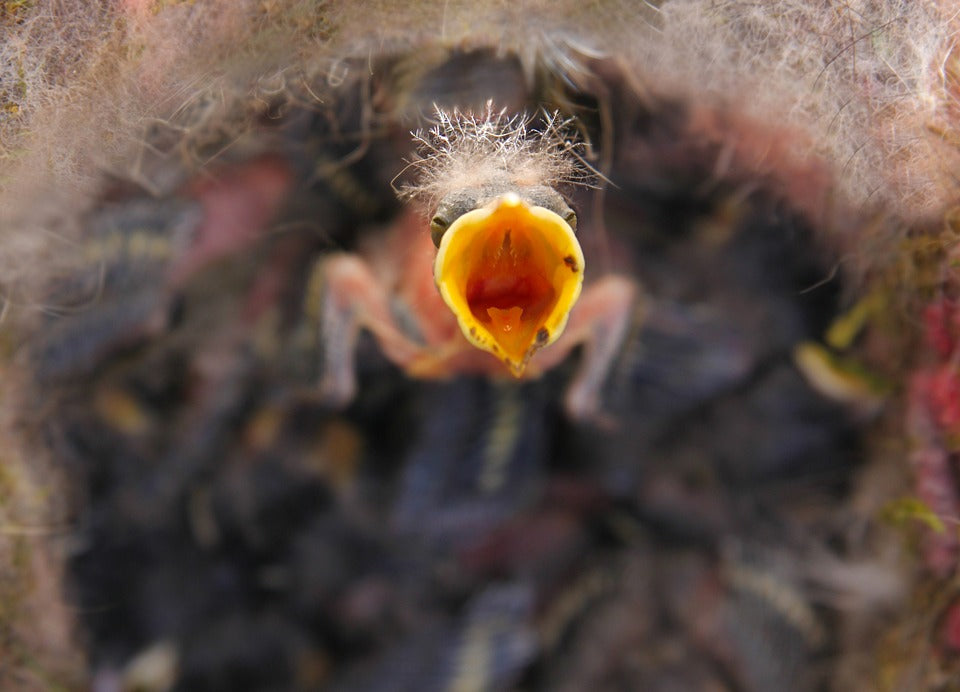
[{"left": 464, "top": 226, "right": 557, "bottom": 358}]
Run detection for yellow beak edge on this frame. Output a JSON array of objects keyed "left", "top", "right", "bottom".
[{"left": 434, "top": 193, "right": 585, "bottom": 376}]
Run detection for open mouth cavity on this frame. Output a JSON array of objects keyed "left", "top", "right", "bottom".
[{"left": 434, "top": 193, "right": 584, "bottom": 375}]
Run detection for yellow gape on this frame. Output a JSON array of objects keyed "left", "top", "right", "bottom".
[{"left": 433, "top": 193, "right": 584, "bottom": 376}]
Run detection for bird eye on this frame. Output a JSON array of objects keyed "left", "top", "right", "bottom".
[
  {"left": 430, "top": 215, "right": 449, "bottom": 247},
  {"left": 565, "top": 210, "right": 577, "bottom": 231}
]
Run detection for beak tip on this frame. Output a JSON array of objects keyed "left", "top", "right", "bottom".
[
  {"left": 506, "top": 359, "right": 527, "bottom": 378},
  {"left": 498, "top": 192, "right": 522, "bottom": 209}
]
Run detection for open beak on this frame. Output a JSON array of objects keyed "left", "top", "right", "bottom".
[{"left": 434, "top": 193, "right": 584, "bottom": 376}]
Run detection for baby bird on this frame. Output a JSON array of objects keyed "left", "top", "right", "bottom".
[{"left": 318, "top": 106, "right": 636, "bottom": 420}]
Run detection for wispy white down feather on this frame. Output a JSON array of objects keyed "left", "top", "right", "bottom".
[{"left": 399, "top": 103, "right": 594, "bottom": 208}]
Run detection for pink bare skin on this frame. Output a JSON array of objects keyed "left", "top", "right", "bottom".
[
  {"left": 318, "top": 207, "right": 638, "bottom": 423},
  {"left": 907, "top": 298, "right": 960, "bottom": 577},
  {"left": 172, "top": 156, "right": 294, "bottom": 287}
]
